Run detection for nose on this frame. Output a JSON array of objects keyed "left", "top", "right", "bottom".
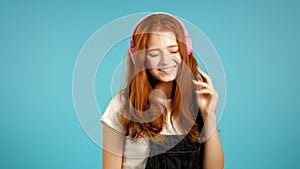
[{"left": 160, "top": 50, "right": 171, "bottom": 64}]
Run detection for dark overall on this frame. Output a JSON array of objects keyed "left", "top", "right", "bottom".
[{"left": 145, "top": 135, "right": 204, "bottom": 169}]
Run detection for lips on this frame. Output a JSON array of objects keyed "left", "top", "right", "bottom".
[{"left": 158, "top": 65, "right": 176, "bottom": 73}]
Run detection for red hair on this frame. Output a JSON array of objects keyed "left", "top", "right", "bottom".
[{"left": 119, "top": 13, "right": 203, "bottom": 143}]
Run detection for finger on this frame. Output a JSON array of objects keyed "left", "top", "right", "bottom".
[
  {"left": 195, "top": 89, "right": 213, "bottom": 95},
  {"left": 197, "top": 67, "right": 213, "bottom": 86},
  {"left": 196, "top": 70, "right": 203, "bottom": 81},
  {"left": 192, "top": 80, "right": 212, "bottom": 90},
  {"left": 197, "top": 68, "right": 212, "bottom": 86}
]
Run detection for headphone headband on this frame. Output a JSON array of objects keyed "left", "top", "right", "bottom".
[{"left": 129, "top": 12, "right": 193, "bottom": 64}]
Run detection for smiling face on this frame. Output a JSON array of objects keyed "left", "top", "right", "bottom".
[{"left": 146, "top": 31, "right": 182, "bottom": 83}]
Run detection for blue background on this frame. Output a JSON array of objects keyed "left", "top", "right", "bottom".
[{"left": 1, "top": 0, "right": 299, "bottom": 168}]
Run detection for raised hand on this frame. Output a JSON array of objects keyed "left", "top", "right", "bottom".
[{"left": 192, "top": 67, "right": 219, "bottom": 124}]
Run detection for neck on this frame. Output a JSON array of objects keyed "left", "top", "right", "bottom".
[{"left": 154, "top": 81, "right": 174, "bottom": 99}]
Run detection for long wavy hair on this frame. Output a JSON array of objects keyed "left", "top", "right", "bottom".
[{"left": 119, "top": 13, "right": 203, "bottom": 143}]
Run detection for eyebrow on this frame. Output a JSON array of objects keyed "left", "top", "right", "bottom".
[
  {"left": 147, "top": 45, "right": 179, "bottom": 51},
  {"left": 167, "top": 45, "right": 179, "bottom": 49},
  {"left": 146, "top": 49, "right": 160, "bottom": 53}
]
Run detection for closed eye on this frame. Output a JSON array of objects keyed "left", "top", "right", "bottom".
[
  {"left": 168, "top": 46, "right": 179, "bottom": 54},
  {"left": 169, "top": 49, "right": 179, "bottom": 54},
  {"left": 147, "top": 49, "right": 161, "bottom": 57},
  {"left": 149, "top": 54, "right": 159, "bottom": 57}
]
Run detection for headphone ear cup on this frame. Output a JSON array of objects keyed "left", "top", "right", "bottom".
[
  {"left": 129, "top": 48, "right": 136, "bottom": 64},
  {"left": 186, "top": 36, "right": 192, "bottom": 55},
  {"left": 130, "top": 39, "right": 136, "bottom": 64},
  {"left": 129, "top": 47, "right": 134, "bottom": 57}
]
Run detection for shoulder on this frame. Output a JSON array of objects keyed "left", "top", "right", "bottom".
[
  {"left": 107, "top": 92, "right": 125, "bottom": 111},
  {"left": 100, "top": 92, "right": 127, "bottom": 134}
]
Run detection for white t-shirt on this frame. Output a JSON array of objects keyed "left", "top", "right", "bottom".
[{"left": 100, "top": 93, "right": 186, "bottom": 169}]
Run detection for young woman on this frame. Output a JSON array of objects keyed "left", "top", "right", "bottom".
[{"left": 101, "top": 12, "right": 224, "bottom": 169}]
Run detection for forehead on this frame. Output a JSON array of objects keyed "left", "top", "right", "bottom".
[{"left": 147, "top": 32, "right": 177, "bottom": 48}]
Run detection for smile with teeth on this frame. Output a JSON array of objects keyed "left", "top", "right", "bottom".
[{"left": 158, "top": 65, "right": 176, "bottom": 73}]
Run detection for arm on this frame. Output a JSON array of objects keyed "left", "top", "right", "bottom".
[
  {"left": 193, "top": 67, "right": 224, "bottom": 169},
  {"left": 202, "top": 116, "right": 224, "bottom": 169},
  {"left": 102, "top": 123, "right": 125, "bottom": 169}
]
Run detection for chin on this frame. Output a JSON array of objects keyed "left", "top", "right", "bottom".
[
  {"left": 156, "top": 74, "right": 177, "bottom": 83},
  {"left": 159, "top": 78, "right": 175, "bottom": 83}
]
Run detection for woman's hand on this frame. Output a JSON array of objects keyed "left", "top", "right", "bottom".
[
  {"left": 192, "top": 67, "right": 219, "bottom": 125},
  {"left": 193, "top": 68, "right": 224, "bottom": 169}
]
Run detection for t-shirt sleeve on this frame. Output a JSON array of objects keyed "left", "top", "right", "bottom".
[{"left": 100, "top": 93, "right": 126, "bottom": 134}]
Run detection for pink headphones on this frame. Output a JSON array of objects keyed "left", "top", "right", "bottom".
[{"left": 129, "top": 12, "right": 193, "bottom": 64}]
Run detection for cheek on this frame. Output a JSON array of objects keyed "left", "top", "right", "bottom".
[{"left": 174, "top": 54, "right": 182, "bottom": 64}]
